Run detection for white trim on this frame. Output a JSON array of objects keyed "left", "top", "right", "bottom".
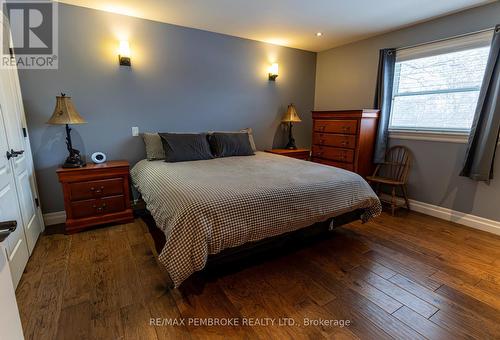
[
  {"left": 409, "top": 199, "right": 500, "bottom": 236},
  {"left": 43, "top": 211, "right": 66, "bottom": 226},
  {"left": 388, "top": 130, "right": 469, "bottom": 143},
  {"left": 396, "top": 30, "right": 493, "bottom": 62},
  {"left": 379, "top": 194, "right": 500, "bottom": 236}
]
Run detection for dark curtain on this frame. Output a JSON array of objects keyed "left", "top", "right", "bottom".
[
  {"left": 373, "top": 48, "right": 396, "bottom": 163},
  {"left": 460, "top": 25, "right": 500, "bottom": 182}
]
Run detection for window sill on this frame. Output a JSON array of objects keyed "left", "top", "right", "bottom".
[{"left": 388, "top": 130, "right": 469, "bottom": 143}]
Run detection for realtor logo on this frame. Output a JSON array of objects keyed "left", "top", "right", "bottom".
[{"left": 1, "top": 0, "right": 58, "bottom": 69}]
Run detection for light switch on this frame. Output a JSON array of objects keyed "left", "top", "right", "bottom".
[{"left": 132, "top": 126, "right": 139, "bottom": 137}]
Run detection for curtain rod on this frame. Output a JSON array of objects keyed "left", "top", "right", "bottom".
[{"left": 396, "top": 26, "right": 496, "bottom": 52}]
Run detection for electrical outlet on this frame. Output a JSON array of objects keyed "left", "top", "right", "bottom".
[{"left": 132, "top": 126, "right": 139, "bottom": 137}]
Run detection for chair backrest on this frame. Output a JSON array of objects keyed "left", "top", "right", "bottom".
[{"left": 376, "top": 146, "right": 412, "bottom": 183}]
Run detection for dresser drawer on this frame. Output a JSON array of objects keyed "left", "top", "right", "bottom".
[
  {"left": 312, "top": 145, "right": 354, "bottom": 163},
  {"left": 314, "top": 120, "right": 357, "bottom": 135},
  {"left": 69, "top": 178, "right": 124, "bottom": 201},
  {"left": 312, "top": 158, "right": 354, "bottom": 171},
  {"left": 70, "top": 195, "right": 126, "bottom": 219},
  {"left": 313, "top": 133, "right": 356, "bottom": 149}
]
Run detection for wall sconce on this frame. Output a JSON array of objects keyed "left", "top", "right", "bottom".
[
  {"left": 118, "top": 40, "right": 131, "bottom": 66},
  {"left": 268, "top": 63, "right": 278, "bottom": 81}
]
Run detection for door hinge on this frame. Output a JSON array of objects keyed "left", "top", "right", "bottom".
[
  {"left": 22, "top": 127, "right": 27, "bottom": 137},
  {"left": 35, "top": 198, "right": 40, "bottom": 207}
]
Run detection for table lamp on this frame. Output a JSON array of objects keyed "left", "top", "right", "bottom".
[
  {"left": 47, "top": 93, "right": 87, "bottom": 168},
  {"left": 281, "top": 103, "right": 302, "bottom": 150}
]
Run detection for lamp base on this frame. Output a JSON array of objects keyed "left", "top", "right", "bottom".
[
  {"left": 62, "top": 153, "right": 86, "bottom": 168},
  {"left": 285, "top": 122, "right": 297, "bottom": 150}
]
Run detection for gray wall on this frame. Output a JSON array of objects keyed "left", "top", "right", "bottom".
[
  {"left": 19, "top": 4, "right": 316, "bottom": 213},
  {"left": 315, "top": 2, "right": 500, "bottom": 221}
]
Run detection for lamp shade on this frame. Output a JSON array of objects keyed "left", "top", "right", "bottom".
[
  {"left": 47, "top": 94, "right": 86, "bottom": 125},
  {"left": 281, "top": 104, "right": 301, "bottom": 123}
]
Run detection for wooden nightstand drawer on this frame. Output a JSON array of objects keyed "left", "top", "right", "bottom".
[
  {"left": 312, "top": 145, "right": 354, "bottom": 163},
  {"left": 312, "top": 158, "right": 354, "bottom": 171},
  {"left": 265, "top": 148, "right": 310, "bottom": 160},
  {"left": 70, "top": 195, "right": 126, "bottom": 219},
  {"left": 313, "top": 133, "right": 356, "bottom": 149},
  {"left": 57, "top": 161, "right": 134, "bottom": 233},
  {"left": 314, "top": 120, "right": 357, "bottom": 135},
  {"left": 69, "top": 178, "right": 123, "bottom": 201}
]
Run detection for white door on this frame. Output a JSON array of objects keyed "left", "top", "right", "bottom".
[
  {"left": 0, "top": 16, "right": 43, "bottom": 288},
  {"left": 0, "top": 64, "right": 43, "bottom": 254},
  {"left": 0, "top": 243, "right": 24, "bottom": 340},
  {"left": 0, "top": 98, "right": 29, "bottom": 288}
]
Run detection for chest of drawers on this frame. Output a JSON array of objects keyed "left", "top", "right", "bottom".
[
  {"left": 56, "top": 161, "right": 134, "bottom": 233},
  {"left": 311, "top": 110, "right": 379, "bottom": 177}
]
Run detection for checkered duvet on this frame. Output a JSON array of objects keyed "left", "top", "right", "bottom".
[{"left": 131, "top": 152, "right": 381, "bottom": 287}]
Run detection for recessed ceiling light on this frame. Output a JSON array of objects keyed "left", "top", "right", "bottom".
[{"left": 316, "top": 32, "right": 323, "bottom": 37}]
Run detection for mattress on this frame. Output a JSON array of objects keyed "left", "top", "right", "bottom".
[{"left": 131, "top": 151, "right": 381, "bottom": 287}]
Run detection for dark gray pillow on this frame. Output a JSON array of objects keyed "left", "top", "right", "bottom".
[
  {"left": 159, "top": 133, "right": 214, "bottom": 162},
  {"left": 209, "top": 132, "right": 255, "bottom": 157}
]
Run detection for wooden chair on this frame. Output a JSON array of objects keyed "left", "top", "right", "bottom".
[{"left": 366, "top": 146, "right": 412, "bottom": 216}]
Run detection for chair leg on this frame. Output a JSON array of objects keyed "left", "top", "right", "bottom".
[
  {"left": 391, "top": 186, "right": 396, "bottom": 216},
  {"left": 402, "top": 184, "right": 410, "bottom": 210}
]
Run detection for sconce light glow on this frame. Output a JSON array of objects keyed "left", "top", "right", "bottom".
[
  {"left": 118, "top": 40, "right": 131, "bottom": 66},
  {"left": 316, "top": 32, "right": 323, "bottom": 37},
  {"left": 268, "top": 63, "right": 279, "bottom": 81}
]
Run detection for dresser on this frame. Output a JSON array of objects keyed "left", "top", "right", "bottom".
[
  {"left": 311, "top": 110, "right": 379, "bottom": 177},
  {"left": 265, "top": 148, "right": 310, "bottom": 160},
  {"left": 56, "top": 161, "right": 134, "bottom": 233}
]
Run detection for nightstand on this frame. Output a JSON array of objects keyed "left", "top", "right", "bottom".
[
  {"left": 265, "top": 148, "right": 311, "bottom": 161},
  {"left": 56, "top": 161, "right": 134, "bottom": 234}
]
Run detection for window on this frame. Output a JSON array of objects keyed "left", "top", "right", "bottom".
[{"left": 389, "top": 31, "right": 493, "bottom": 133}]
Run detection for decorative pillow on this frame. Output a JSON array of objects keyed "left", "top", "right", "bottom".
[
  {"left": 159, "top": 133, "right": 214, "bottom": 162},
  {"left": 141, "top": 133, "right": 165, "bottom": 160},
  {"left": 208, "top": 132, "right": 255, "bottom": 158},
  {"left": 240, "top": 128, "right": 257, "bottom": 152}
]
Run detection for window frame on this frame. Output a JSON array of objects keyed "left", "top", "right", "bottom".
[{"left": 387, "top": 30, "right": 494, "bottom": 142}]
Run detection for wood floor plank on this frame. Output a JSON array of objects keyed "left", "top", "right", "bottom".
[
  {"left": 90, "top": 309, "right": 125, "bottom": 340},
  {"left": 120, "top": 303, "right": 158, "bottom": 340},
  {"left": 55, "top": 302, "right": 91, "bottom": 340},
  {"left": 393, "top": 306, "right": 454, "bottom": 340},
  {"left": 22, "top": 236, "right": 70, "bottom": 340},
  {"left": 297, "top": 257, "right": 419, "bottom": 339},
  {"left": 435, "top": 284, "right": 500, "bottom": 321},
  {"left": 430, "top": 270, "right": 500, "bottom": 310},
  {"left": 430, "top": 309, "right": 498, "bottom": 339},
  {"left": 350, "top": 266, "right": 439, "bottom": 318},
  {"left": 16, "top": 212, "right": 500, "bottom": 339},
  {"left": 363, "top": 249, "right": 442, "bottom": 291},
  {"left": 389, "top": 274, "right": 500, "bottom": 333},
  {"left": 301, "top": 247, "right": 404, "bottom": 314}
]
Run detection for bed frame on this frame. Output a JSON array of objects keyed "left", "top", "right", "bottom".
[{"left": 139, "top": 208, "right": 363, "bottom": 285}]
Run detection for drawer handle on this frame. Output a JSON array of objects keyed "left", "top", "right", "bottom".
[
  {"left": 91, "top": 186, "right": 105, "bottom": 194},
  {"left": 93, "top": 203, "right": 107, "bottom": 212},
  {"left": 342, "top": 127, "right": 350, "bottom": 133},
  {"left": 341, "top": 141, "right": 348, "bottom": 146},
  {"left": 319, "top": 139, "right": 325, "bottom": 144}
]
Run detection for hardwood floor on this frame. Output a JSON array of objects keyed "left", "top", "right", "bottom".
[{"left": 16, "top": 211, "right": 500, "bottom": 339}]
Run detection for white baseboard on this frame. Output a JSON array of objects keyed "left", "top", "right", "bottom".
[
  {"left": 379, "top": 193, "right": 500, "bottom": 236},
  {"left": 408, "top": 199, "right": 500, "bottom": 236},
  {"left": 43, "top": 211, "right": 66, "bottom": 226}
]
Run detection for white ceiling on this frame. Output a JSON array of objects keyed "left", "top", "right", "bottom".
[{"left": 59, "top": 0, "right": 495, "bottom": 52}]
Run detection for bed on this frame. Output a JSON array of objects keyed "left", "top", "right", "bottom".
[{"left": 131, "top": 151, "right": 381, "bottom": 287}]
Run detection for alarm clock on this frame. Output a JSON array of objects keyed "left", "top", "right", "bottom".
[{"left": 91, "top": 152, "right": 107, "bottom": 164}]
